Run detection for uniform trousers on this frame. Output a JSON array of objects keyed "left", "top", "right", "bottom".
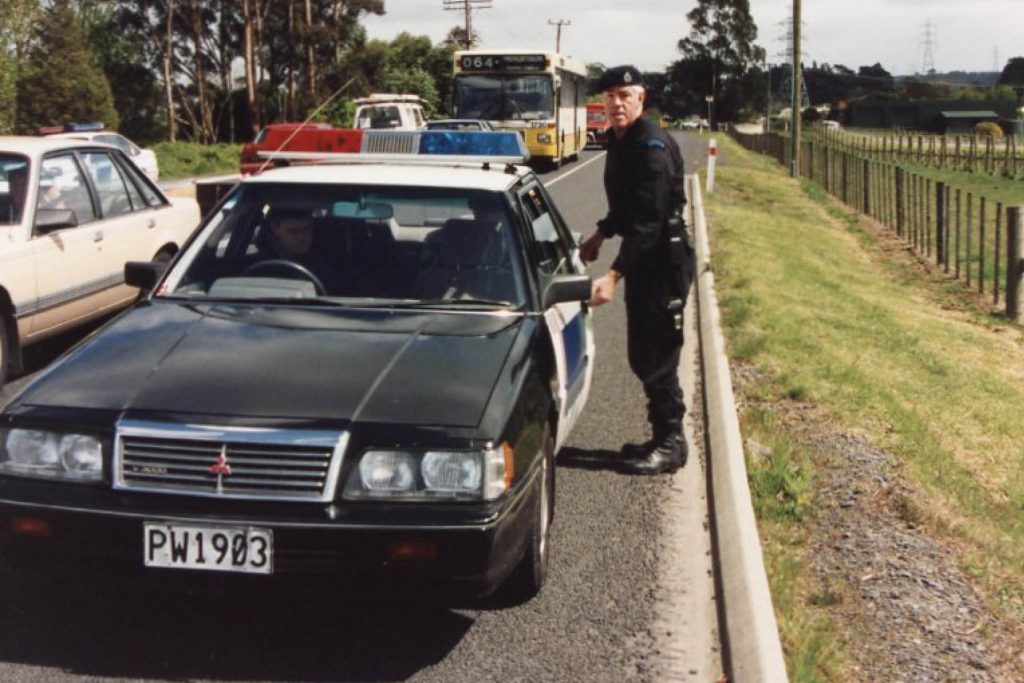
[{"left": 624, "top": 262, "right": 685, "bottom": 434}]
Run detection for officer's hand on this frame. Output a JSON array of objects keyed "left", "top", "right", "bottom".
[
  {"left": 579, "top": 233, "right": 604, "bottom": 263},
  {"left": 590, "top": 272, "right": 618, "bottom": 306}
]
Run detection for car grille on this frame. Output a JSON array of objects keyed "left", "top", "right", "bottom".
[{"left": 114, "top": 420, "right": 347, "bottom": 502}]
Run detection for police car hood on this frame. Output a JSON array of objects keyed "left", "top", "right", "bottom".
[{"left": 12, "top": 302, "right": 523, "bottom": 428}]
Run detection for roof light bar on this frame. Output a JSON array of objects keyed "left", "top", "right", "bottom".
[{"left": 258, "top": 130, "right": 529, "bottom": 166}]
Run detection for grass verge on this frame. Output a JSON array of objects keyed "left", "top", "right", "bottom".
[
  {"left": 154, "top": 141, "right": 242, "bottom": 180},
  {"left": 704, "top": 134, "right": 1024, "bottom": 680}
]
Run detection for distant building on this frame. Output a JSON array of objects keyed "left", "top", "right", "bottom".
[
  {"left": 843, "top": 98, "right": 1016, "bottom": 133},
  {"left": 938, "top": 110, "right": 999, "bottom": 134}
]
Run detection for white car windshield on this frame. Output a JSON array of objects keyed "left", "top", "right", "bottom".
[{"left": 160, "top": 183, "right": 528, "bottom": 308}]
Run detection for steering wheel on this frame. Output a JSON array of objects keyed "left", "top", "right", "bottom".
[{"left": 241, "top": 259, "right": 326, "bottom": 295}]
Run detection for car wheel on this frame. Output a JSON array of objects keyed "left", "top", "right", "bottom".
[{"left": 501, "top": 429, "right": 555, "bottom": 603}]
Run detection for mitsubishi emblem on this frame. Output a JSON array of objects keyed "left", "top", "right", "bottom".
[{"left": 208, "top": 446, "right": 232, "bottom": 494}]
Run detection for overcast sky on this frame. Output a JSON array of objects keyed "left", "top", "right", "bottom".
[{"left": 364, "top": 0, "right": 1022, "bottom": 76}]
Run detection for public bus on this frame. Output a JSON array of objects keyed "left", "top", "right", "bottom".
[{"left": 452, "top": 50, "right": 587, "bottom": 168}]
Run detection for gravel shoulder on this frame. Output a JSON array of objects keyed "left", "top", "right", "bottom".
[{"left": 733, "top": 364, "right": 1024, "bottom": 681}]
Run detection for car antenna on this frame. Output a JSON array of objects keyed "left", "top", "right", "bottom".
[{"left": 254, "top": 76, "right": 357, "bottom": 177}]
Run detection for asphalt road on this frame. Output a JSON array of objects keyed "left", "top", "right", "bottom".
[{"left": 0, "top": 132, "right": 723, "bottom": 682}]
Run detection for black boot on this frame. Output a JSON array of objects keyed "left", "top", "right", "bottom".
[
  {"left": 619, "top": 438, "right": 654, "bottom": 459},
  {"left": 620, "top": 425, "right": 686, "bottom": 475}
]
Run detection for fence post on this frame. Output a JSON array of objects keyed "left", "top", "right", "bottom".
[
  {"left": 862, "top": 159, "right": 870, "bottom": 215},
  {"left": 935, "top": 182, "right": 945, "bottom": 266},
  {"left": 955, "top": 189, "right": 962, "bottom": 278},
  {"left": 895, "top": 168, "right": 904, "bottom": 237},
  {"left": 966, "top": 193, "right": 974, "bottom": 288},
  {"left": 944, "top": 186, "right": 951, "bottom": 272},
  {"left": 1007, "top": 207, "right": 1023, "bottom": 321},
  {"left": 925, "top": 179, "right": 932, "bottom": 256},
  {"left": 995, "top": 203, "right": 1003, "bottom": 304},
  {"left": 979, "top": 198, "right": 986, "bottom": 293}
]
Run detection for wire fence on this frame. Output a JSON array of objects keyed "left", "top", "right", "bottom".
[
  {"left": 731, "top": 129, "right": 1024, "bottom": 321},
  {"left": 812, "top": 129, "right": 1024, "bottom": 179}
]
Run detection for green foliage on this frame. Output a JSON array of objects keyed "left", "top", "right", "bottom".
[
  {"left": 972, "top": 121, "right": 1003, "bottom": 137},
  {"left": 16, "top": 3, "right": 118, "bottom": 134},
  {"left": 0, "top": 0, "right": 39, "bottom": 133}
]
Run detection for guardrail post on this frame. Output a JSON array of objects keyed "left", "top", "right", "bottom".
[{"left": 1007, "top": 207, "right": 1023, "bottom": 321}]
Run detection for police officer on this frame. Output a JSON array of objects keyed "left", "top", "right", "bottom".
[{"left": 580, "top": 65, "right": 687, "bottom": 475}]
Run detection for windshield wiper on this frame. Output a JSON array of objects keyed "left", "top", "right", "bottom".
[{"left": 399, "top": 298, "right": 518, "bottom": 309}]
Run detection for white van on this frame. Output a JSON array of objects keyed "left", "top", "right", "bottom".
[{"left": 353, "top": 94, "right": 427, "bottom": 131}]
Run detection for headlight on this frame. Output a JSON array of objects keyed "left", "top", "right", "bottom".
[
  {"left": 0, "top": 428, "right": 103, "bottom": 481},
  {"left": 536, "top": 134, "right": 552, "bottom": 144},
  {"left": 343, "top": 445, "right": 511, "bottom": 501}
]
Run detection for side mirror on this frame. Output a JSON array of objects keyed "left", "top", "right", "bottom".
[
  {"left": 541, "top": 273, "right": 591, "bottom": 309},
  {"left": 125, "top": 260, "right": 166, "bottom": 292},
  {"left": 34, "top": 208, "right": 77, "bottom": 232}
]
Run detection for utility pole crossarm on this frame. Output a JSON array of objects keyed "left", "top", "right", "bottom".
[
  {"left": 443, "top": 0, "right": 493, "bottom": 49},
  {"left": 548, "top": 18, "right": 571, "bottom": 53}
]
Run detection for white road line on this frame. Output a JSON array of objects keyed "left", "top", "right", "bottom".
[{"left": 545, "top": 152, "right": 606, "bottom": 186}]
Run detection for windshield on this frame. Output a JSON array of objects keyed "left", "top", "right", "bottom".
[
  {"left": 160, "top": 183, "right": 527, "bottom": 308},
  {"left": 454, "top": 75, "right": 554, "bottom": 121},
  {"left": 0, "top": 154, "right": 30, "bottom": 226}
]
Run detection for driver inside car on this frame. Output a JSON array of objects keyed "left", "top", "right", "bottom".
[{"left": 250, "top": 206, "right": 339, "bottom": 294}]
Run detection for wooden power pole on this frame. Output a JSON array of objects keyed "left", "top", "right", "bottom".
[
  {"left": 790, "top": 0, "right": 801, "bottom": 177},
  {"left": 443, "top": 0, "right": 492, "bottom": 49},
  {"left": 548, "top": 19, "right": 571, "bottom": 53}
]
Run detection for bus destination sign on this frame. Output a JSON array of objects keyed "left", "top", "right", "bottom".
[{"left": 459, "top": 54, "right": 548, "bottom": 72}]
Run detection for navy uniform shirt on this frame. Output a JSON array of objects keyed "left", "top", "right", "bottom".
[{"left": 597, "top": 115, "right": 685, "bottom": 277}]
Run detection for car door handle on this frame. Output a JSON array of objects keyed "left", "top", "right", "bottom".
[
  {"left": 147, "top": 218, "right": 156, "bottom": 229},
  {"left": 93, "top": 231, "right": 104, "bottom": 243}
]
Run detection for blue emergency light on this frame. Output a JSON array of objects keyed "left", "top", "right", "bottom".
[{"left": 414, "top": 130, "right": 527, "bottom": 158}]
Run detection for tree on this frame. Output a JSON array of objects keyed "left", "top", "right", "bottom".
[
  {"left": 16, "top": 2, "right": 118, "bottom": 133},
  {"left": 998, "top": 57, "right": 1024, "bottom": 86},
  {"left": 671, "top": 0, "right": 766, "bottom": 123},
  {"left": 0, "top": 0, "right": 39, "bottom": 133},
  {"left": 857, "top": 63, "right": 894, "bottom": 91}
]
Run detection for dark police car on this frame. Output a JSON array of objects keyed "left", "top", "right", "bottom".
[{"left": 0, "top": 131, "right": 593, "bottom": 602}]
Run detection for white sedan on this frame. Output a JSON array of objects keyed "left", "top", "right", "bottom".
[
  {"left": 0, "top": 136, "right": 199, "bottom": 388},
  {"left": 46, "top": 130, "right": 160, "bottom": 181}
]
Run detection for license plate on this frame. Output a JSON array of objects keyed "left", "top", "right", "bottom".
[{"left": 144, "top": 522, "right": 273, "bottom": 574}]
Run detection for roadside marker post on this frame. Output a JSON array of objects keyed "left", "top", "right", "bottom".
[{"left": 706, "top": 138, "right": 717, "bottom": 194}]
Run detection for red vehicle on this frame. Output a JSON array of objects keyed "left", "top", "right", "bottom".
[
  {"left": 239, "top": 122, "right": 364, "bottom": 175},
  {"left": 586, "top": 103, "right": 609, "bottom": 148}
]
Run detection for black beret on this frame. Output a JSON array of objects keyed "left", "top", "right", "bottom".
[{"left": 597, "top": 65, "right": 644, "bottom": 92}]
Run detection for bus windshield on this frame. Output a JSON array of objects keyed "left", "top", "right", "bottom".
[{"left": 454, "top": 74, "right": 554, "bottom": 121}]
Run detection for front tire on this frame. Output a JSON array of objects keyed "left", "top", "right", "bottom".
[{"left": 501, "top": 430, "right": 555, "bottom": 603}]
